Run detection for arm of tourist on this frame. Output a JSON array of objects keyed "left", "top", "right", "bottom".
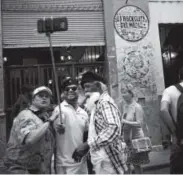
[
  {"left": 160, "top": 89, "right": 176, "bottom": 134},
  {"left": 87, "top": 101, "right": 121, "bottom": 151},
  {"left": 122, "top": 119, "right": 141, "bottom": 126},
  {"left": 17, "top": 110, "right": 59, "bottom": 145},
  {"left": 160, "top": 100, "right": 176, "bottom": 134}
]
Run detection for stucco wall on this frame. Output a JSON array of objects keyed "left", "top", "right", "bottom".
[
  {"left": 112, "top": 0, "right": 182, "bottom": 144},
  {"left": 112, "top": 1, "right": 183, "bottom": 144}
]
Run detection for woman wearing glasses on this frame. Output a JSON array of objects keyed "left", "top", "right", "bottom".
[{"left": 53, "top": 77, "right": 89, "bottom": 174}]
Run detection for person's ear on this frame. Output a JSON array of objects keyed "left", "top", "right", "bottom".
[
  {"left": 92, "top": 81, "right": 102, "bottom": 91},
  {"left": 93, "top": 81, "right": 101, "bottom": 88}
]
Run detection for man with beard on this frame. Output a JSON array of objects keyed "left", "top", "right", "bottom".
[
  {"left": 53, "top": 77, "right": 89, "bottom": 174},
  {"left": 72, "top": 71, "right": 127, "bottom": 174}
]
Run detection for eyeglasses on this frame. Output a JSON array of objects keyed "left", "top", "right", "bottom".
[{"left": 65, "top": 86, "right": 77, "bottom": 92}]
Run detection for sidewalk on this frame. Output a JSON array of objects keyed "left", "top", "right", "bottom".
[{"left": 142, "top": 145, "right": 170, "bottom": 172}]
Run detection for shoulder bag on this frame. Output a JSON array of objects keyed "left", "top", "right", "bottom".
[{"left": 131, "top": 105, "right": 152, "bottom": 153}]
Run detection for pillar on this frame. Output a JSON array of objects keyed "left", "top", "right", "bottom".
[
  {"left": 103, "top": 0, "right": 163, "bottom": 144},
  {"left": 0, "top": 0, "right": 6, "bottom": 143},
  {"left": 102, "top": 0, "right": 119, "bottom": 104}
]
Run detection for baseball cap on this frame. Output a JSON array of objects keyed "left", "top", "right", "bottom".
[
  {"left": 62, "top": 77, "right": 78, "bottom": 90},
  {"left": 32, "top": 86, "right": 52, "bottom": 97}
]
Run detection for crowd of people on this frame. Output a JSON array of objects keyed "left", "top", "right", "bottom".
[{"left": 1, "top": 71, "right": 152, "bottom": 174}]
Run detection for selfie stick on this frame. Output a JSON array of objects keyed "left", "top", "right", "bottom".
[{"left": 46, "top": 32, "right": 63, "bottom": 124}]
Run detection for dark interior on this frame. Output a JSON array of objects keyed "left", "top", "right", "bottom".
[{"left": 159, "top": 24, "right": 183, "bottom": 87}]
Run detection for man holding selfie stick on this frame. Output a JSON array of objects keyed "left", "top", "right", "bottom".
[{"left": 37, "top": 17, "right": 69, "bottom": 173}]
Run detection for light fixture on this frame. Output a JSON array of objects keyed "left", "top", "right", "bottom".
[
  {"left": 60, "top": 56, "right": 64, "bottom": 61},
  {"left": 88, "top": 54, "right": 100, "bottom": 59},
  {"left": 95, "top": 68, "right": 98, "bottom": 73},
  {"left": 170, "top": 52, "right": 178, "bottom": 58},
  {"left": 48, "top": 79, "right": 52, "bottom": 84},
  {"left": 68, "top": 55, "right": 72, "bottom": 60},
  {"left": 162, "top": 51, "right": 178, "bottom": 60},
  {"left": 3, "top": 57, "right": 7, "bottom": 62}
]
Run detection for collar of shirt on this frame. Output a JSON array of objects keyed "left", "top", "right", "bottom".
[
  {"left": 28, "top": 105, "right": 49, "bottom": 122},
  {"left": 98, "top": 91, "right": 108, "bottom": 101},
  {"left": 97, "top": 91, "right": 114, "bottom": 106},
  {"left": 62, "top": 100, "right": 81, "bottom": 113},
  {"left": 29, "top": 105, "right": 39, "bottom": 112}
]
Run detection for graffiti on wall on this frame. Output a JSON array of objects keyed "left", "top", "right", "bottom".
[
  {"left": 123, "top": 51, "right": 149, "bottom": 79},
  {"left": 117, "top": 43, "right": 157, "bottom": 96}
]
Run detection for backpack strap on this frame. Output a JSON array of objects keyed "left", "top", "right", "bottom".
[
  {"left": 174, "top": 84, "right": 183, "bottom": 140},
  {"left": 175, "top": 84, "right": 183, "bottom": 93}
]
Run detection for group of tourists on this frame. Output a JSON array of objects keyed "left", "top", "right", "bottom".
[{"left": 2, "top": 71, "right": 151, "bottom": 174}]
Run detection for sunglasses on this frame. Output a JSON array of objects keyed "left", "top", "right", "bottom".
[{"left": 65, "top": 86, "right": 77, "bottom": 92}]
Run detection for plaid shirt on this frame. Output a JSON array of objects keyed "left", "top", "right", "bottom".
[{"left": 87, "top": 92, "right": 127, "bottom": 174}]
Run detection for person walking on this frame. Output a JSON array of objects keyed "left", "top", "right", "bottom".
[
  {"left": 4, "top": 86, "right": 59, "bottom": 174},
  {"left": 53, "top": 77, "right": 89, "bottom": 174},
  {"left": 160, "top": 66, "right": 183, "bottom": 174},
  {"left": 121, "top": 86, "right": 150, "bottom": 174},
  {"left": 72, "top": 71, "right": 127, "bottom": 174}
]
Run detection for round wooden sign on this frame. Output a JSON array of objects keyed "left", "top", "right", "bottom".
[{"left": 114, "top": 5, "right": 149, "bottom": 42}]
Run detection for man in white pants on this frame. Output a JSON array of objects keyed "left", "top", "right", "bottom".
[
  {"left": 53, "top": 77, "right": 89, "bottom": 174},
  {"left": 72, "top": 71, "right": 127, "bottom": 174}
]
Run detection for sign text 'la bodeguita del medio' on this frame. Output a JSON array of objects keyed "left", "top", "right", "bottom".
[{"left": 114, "top": 5, "right": 149, "bottom": 42}]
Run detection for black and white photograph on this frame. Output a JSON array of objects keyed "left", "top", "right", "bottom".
[{"left": 0, "top": 0, "right": 182, "bottom": 174}]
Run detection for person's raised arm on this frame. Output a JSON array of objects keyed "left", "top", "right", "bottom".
[{"left": 17, "top": 110, "right": 59, "bottom": 145}]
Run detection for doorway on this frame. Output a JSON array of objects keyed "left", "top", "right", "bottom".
[{"left": 159, "top": 24, "right": 183, "bottom": 88}]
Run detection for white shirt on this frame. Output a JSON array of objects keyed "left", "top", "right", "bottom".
[
  {"left": 53, "top": 100, "right": 88, "bottom": 167},
  {"left": 161, "top": 82, "right": 183, "bottom": 122},
  {"left": 161, "top": 82, "right": 183, "bottom": 142},
  {"left": 86, "top": 92, "right": 110, "bottom": 171}
]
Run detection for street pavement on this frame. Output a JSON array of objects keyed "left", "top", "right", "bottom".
[
  {"left": 143, "top": 146, "right": 170, "bottom": 174},
  {"left": 0, "top": 144, "right": 171, "bottom": 174}
]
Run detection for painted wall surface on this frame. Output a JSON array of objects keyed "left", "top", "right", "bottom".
[
  {"left": 112, "top": 0, "right": 183, "bottom": 144},
  {"left": 112, "top": 0, "right": 164, "bottom": 144}
]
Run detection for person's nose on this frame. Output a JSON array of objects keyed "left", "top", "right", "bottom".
[
  {"left": 68, "top": 88, "right": 73, "bottom": 92},
  {"left": 42, "top": 95, "right": 48, "bottom": 99}
]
